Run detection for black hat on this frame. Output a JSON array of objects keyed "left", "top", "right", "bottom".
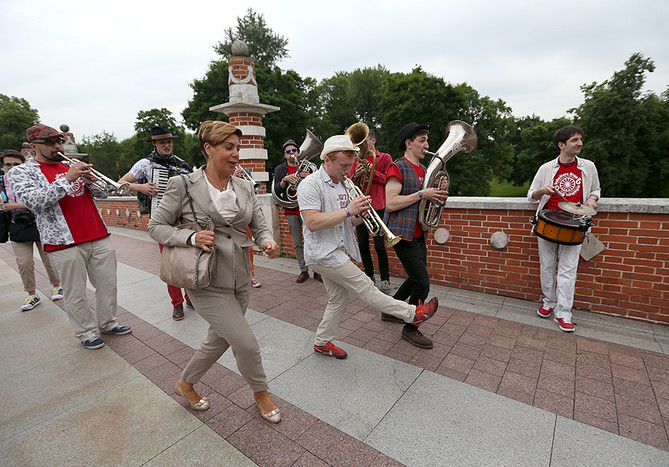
[
  {"left": 398, "top": 122, "right": 429, "bottom": 150},
  {"left": 147, "top": 125, "right": 179, "bottom": 142},
  {"left": 282, "top": 139, "right": 299, "bottom": 152}
]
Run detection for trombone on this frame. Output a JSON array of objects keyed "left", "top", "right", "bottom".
[
  {"left": 343, "top": 177, "right": 401, "bottom": 248},
  {"left": 57, "top": 152, "right": 131, "bottom": 196}
]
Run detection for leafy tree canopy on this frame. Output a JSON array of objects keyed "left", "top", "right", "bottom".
[
  {"left": 0, "top": 94, "right": 39, "bottom": 151},
  {"left": 213, "top": 8, "right": 288, "bottom": 67},
  {"left": 570, "top": 53, "right": 668, "bottom": 197}
]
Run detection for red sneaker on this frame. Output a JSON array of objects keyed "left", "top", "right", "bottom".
[
  {"left": 537, "top": 305, "right": 553, "bottom": 318},
  {"left": 314, "top": 342, "right": 348, "bottom": 359},
  {"left": 412, "top": 297, "right": 439, "bottom": 326},
  {"left": 555, "top": 317, "right": 575, "bottom": 332}
]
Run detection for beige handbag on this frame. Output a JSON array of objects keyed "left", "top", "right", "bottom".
[{"left": 159, "top": 175, "right": 217, "bottom": 289}]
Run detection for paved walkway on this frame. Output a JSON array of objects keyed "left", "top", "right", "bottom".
[{"left": 1, "top": 226, "right": 668, "bottom": 466}]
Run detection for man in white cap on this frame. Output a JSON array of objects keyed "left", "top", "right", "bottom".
[{"left": 297, "top": 134, "right": 439, "bottom": 359}]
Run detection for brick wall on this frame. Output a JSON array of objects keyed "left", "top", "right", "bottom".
[
  {"left": 100, "top": 196, "right": 669, "bottom": 325},
  {"left": 97, "top": 197, "right": 148, "bottom": 231}
]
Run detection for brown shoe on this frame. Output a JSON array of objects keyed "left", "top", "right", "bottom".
[
  {"left": 381, "top": 313, "right": 405, "bottom": 323},
  {"left": 172, "top": 303, "right": 185, "bottom": 321},
  {"left": 313, "top": 272, "right": 323, "bottom": 283},
  {"left": 401, "top": 328, "right": 433, "bottom": 349},
  {"left": 296, "top": 271, "right": 309, "bottom": 283}
]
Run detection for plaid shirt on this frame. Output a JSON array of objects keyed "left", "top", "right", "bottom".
[{"left": 384, "top": 158, "right": 425, "bottom": 240}]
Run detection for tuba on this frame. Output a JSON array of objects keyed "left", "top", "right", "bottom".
[
  {"left": 271, "top": 130, "right": 323, "bottom": 209},
  {"left": 418, "top": 120, "right": 477, "bottom": 230},
  {"left": 345, "top": 123, "right": 376, "bottom": 195}
]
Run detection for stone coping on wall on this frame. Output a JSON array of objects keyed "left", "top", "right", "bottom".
[
  {"left": 104, "top": 195, "right": 669, "bottom": 215},
  {"left": 442, "top": 196, "right": 669, "bottom": 214}
]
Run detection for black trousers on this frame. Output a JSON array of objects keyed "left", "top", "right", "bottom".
[
  {"left": 393, "top": 236, "right": 429, "bottom": 332},
  {"left": 355, "top": 209, "right": 390, "bottom": 281}
]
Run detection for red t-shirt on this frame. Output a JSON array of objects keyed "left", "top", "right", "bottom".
[
  {"left": 38, "top": 161, "right": 109, "bottom": 252},
  {"left": 545, "top": 161, "right": 583, "bottom": 211},
  {"left": 387, "top": 158, "right": 425, "bottom": 239},
  {"left": 283, "top": 164, "right": 300, "bottom": 216}
]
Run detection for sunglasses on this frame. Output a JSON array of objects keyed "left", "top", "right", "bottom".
[
  {"left": 285, "top": 148, "right": 298, "bottom": 154},
  {"left": 33, "top": 139, "right": 63, "bottom": 147},
  {"left": 3, "top": 162, "right": 22, "bottom": 167}
]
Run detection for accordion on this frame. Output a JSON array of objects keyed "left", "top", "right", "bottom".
[{"left": 150, "top": 168, "right": 170, "bottom": 217}]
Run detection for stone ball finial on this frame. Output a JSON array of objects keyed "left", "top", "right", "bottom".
[
  {"left": 22, "top": 142, "right": 30, "bottom": 148},
  {"left": 60, "top": 124, "right": 70, "bottom": 132},
  {"left": 231, "top": 40, "right": 249, "bottom": 56}
]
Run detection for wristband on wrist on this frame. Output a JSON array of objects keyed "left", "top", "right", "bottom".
[
  {"left": 418, "top": 190, "right": 423, "bottom": 200},
  {"left": 344, "top": 207, "right": 351, "bottom": 217},
  {"left": 588, "top": 195, "right": 598, "bottom": 201}
]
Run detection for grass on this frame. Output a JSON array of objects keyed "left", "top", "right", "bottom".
[{"left": 489, "top": 177, "right": 530, "bottom": 197}]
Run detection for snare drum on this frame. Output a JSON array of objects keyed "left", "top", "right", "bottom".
[{"left": 533, "top": 210, "right": 592, "bottom": 245}]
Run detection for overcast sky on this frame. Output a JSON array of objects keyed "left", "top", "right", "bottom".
[{"left": 2, "top": 0, "right": 667, "bottom": 143}]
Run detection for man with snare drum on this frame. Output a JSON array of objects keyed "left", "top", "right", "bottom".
[{"left": 528, "top": 125, "right": 600, "bottom": 333}]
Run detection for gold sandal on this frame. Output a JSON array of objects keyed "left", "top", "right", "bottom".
[{"left": 174, "top": 383, "right": 210, "bottom": 411}]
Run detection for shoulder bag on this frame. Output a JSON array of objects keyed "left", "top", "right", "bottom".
[{"left": 160, "top": 175, "right": 217, "bottom": 289}]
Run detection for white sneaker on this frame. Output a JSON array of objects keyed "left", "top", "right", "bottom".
[
  {"left": 51, "top": 287, "right": 64, "bottom": 301},
  {"left": 251, "top": 278, "right": 261, "bottom": 288},
  {"left": 379, "top": 280, "right": 391, "bottom": 293},
  {"left": 21, "top": 295, "right": 41, "bottom": 311}
]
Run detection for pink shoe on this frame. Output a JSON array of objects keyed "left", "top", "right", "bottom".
[
  {"left": 537, "top": 305, "right": 553, "bottom": 318},
  {"left": 555, "top": 317, "right": 575, "bottom": 332}
]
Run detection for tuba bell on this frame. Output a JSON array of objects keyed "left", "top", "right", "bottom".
[
  {"left": 345, "top": 123, "right": 376, "bottom": 195},
  {"left": 418, "top": 120, "right": 477, "bottom": 230},
  {"left": 271, "top": 129, "right": 323, "bottom": 209}
]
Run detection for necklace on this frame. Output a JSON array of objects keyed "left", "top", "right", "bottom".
[{"left": 205, "top": 170, "right": 229, "bottom": 191}]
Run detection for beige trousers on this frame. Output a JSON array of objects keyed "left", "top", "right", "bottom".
[
  {"left": 47, "top": 237, "right": 118, "bottom": 341},
  {"left": 182, "top": 282, "right": 269, "bottom": 393},
  {"left": 11, "top": 241, "right": 60, "bottom": 293},
  {"left": 311, "top": 260, "right": 416, "bottom": 346}
]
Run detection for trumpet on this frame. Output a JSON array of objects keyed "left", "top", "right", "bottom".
[
  {"left": 345, "top": 123, "right": 376, "bottom": 195},
  {"left": 343, "top": 177, "right": 401, "bottom": 248},
  {"left": 234, "top": 165, "right": 260, "bottom": 193},
  {"left": 57, "top": 152, "right": 131, "bottom": 196}
]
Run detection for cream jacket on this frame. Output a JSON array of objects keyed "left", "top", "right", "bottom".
[{"left": 147, "top": 167, "right": 273, "bottom": 291}]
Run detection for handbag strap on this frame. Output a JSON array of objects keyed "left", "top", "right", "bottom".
[
  {"left": 179, "top": 174, "right": 213, "bottom": 231},
  {"left": 179, "top": 175, "right": 216, "bottom": 289}
]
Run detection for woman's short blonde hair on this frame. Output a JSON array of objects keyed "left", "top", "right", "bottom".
[{"left": 197, "top": 120, "right": 242, "bottom": 157}]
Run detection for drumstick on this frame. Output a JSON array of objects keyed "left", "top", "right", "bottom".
[{"left": 553, "top": 188, "right": 581, "bottom": 206}]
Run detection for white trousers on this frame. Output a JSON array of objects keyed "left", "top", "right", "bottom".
[
  {"left": 311, "top": 260, "right": 415, "bottom": 346},
  {"left": 47, "top": 237, "right": 119, "bottom": 341},
  {"left": 537, "top": 237, "right": 583, "bottom": 320}
]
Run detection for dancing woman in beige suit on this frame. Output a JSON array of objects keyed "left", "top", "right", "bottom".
[{"left": 148, "top": 121, "right": 281, "bottom": 423}]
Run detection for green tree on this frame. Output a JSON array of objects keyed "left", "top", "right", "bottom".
[
  {"left": 78, "top": 131, "right": 123, "bottom": 179},
  {"left": 511, "top": 117, "right": 572, "bottom": 186},
  {"left": 132, "top": 108, "right": 198, "bottom": 166},
  {"left": 0, "top": 95, "right": 39, "bottom": 150},
  {"left": 213, "top": 8, "right": 288, "bottom": 67},
  {"left": 377, "top": 68, "right": 515, "bottom": 195},
  {"left": 571, "top": 53, "right": 667, "bottom": 197}
]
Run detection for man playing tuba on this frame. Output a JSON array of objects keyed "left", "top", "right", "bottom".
[
  {"left": 273, "top": 139, "right": 322, "bottom": 284},
  {"left": 383, "top": 123, "right": 448, "bottom": 349}
]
